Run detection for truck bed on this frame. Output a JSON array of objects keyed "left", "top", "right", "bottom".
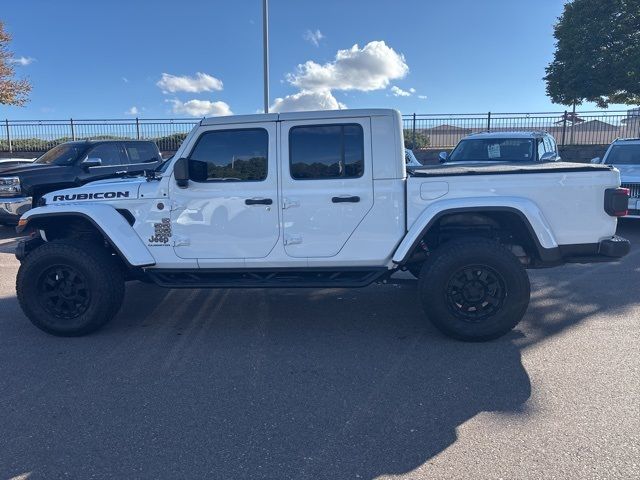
[{"left": 410, "top": 161, "right": 614, "bottom": 177}]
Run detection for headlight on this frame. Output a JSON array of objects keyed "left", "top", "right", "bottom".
[{"left": 0, "top": 177, "right": 21, "bottom": 197}]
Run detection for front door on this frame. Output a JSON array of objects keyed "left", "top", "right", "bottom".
[
  {"left": 170, "top": 122, "right": 279, "bottom": 259},
  {"left": 279, "top": 118, "right": 374, "bottom": 258}
]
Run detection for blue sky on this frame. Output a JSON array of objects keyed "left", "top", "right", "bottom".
[{"left": 0, "top": 0, "right": 631, "bottom": 120}]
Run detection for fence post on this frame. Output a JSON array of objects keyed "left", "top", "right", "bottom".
[
  {"left": 411, "top": 113, "right": 416, "bottom": 148},
  {"left": 4, "top": 119, "right": 11, "bottom": 154},
  {"left": 70, "top": 118, "right": 76, "bottom": 141},
  {"left": 487, "top": 111, "right": 491, "bottom": 132},
  {"left": 4, "top": 118, "right": 13, "bottom": 153},
  {"left": 561, "top": 110, "right": 567, "bottom": 147},
  {"left": 136, "top": 117, "right": 140, "bottom": 139}
]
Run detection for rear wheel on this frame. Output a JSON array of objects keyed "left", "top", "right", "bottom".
[
  {"left": 16, "top": 240, "right": 125, "bottom": 336},
  {"left": 418, "top": 238, "right": 530, "bottom": 341}
]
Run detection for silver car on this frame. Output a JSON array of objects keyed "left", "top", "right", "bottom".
[{"left": 592, "top": 138, "right": 640, "bottom": 218}]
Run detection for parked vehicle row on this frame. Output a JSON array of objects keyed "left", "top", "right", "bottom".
[
  {"left": 0, "top": 140, "right": 162, "bottom": 225},
  {"left": 11, "top": 109, "right": 629, "bottom": 342}
]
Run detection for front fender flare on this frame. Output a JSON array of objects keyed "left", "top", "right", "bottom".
[
  {"left": 18, "top": 204, "right": 156, "bottom": 267},
  {"left": 392, "top": 196, "right": 559, "bottom": 264}
]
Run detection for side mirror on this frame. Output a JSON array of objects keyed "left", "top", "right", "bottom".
[
  {"left": 82, "top": 157, "right": 102, "bottom": 170},
  {"left": 173, "top": 157, "right": 189, "bottom": 188},
  {"left": 540, "top": 152, "right": 558, "bottom": 162},
  {"left": 438, "top": 152, "right": 448, "bottom": 163},
  {"left": 590, "top": 157, "right": 601, "bottom": 164}
]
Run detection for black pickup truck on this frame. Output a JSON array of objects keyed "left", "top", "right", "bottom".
[{"left": 0, "top": 140, "right": 161, "bottom": 225}]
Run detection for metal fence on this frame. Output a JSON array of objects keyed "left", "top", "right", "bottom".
[
  {"left": 403, "top": 110, "right": 640, "bottom": 149},
  {"left": 2, "top": 110, "right": 640, "bottom": 154},
  {"left": 1, "top": 118, "right": 200, "bottom": 153}
]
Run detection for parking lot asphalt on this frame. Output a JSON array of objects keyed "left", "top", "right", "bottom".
[{"left": 0, "top": 223, "right": 638, "bottom": 480}]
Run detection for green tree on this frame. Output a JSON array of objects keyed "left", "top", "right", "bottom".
[
  {"left": 545, "top": 0, "right": 640, "bottom": 108},
  {"left": 0, "top": 21, "right": 31, "bottom": 106},
  {"left": 403, "top": 129, "right": 430, "bottom": 149}
]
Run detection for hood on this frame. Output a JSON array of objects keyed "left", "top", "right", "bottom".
[
  {"left": 0, "top": 162, "right": 57, "bottom": 175},
  {"left": 44, "top": 176, "right": 146, "bottom": 205},
  {"left": 612, "top": 164, "right": 640, "bottom": 183}
]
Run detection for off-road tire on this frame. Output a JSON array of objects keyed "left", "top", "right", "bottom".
[
  {"left": 16, "top": 240, "right": 125, "bottom": 336},
  {"left": 418, "top": 238, "right": 530, "bottom": 342}
]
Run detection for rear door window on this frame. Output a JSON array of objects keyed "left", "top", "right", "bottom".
[
  {"left": 87, "top": 143, "right": 127, "bottom": 167},
  {"left": 289, "top": 124, "right": 364, "bottom": 179},
  {"left": 124, "top": 142, "right": 161, "bottom": 164}
]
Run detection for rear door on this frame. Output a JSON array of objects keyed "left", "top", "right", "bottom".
[
  {"left": 279, "top": 118, "right": 374, "bottom": 258},
  {"left": 170, "top": 122, "right": 279, "bottom": 259}
]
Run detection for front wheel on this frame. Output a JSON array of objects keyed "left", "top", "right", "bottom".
[
  {"left": 16, "top": 240, "right": 125, "bottom": 336},
  {"left": 418, "top": 238, "right": 530, "bottom": 342}
]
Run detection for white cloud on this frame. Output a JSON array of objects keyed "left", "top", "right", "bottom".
[
  {"left": 122, "top": 77, "right": 129, "bottom": 83},
  {"left": 287, "top": 41, "right": 408, "bottom": 92},
  {"left": 418, "top": 94, "right": 427, "bottom": 100},
  {"left": 409, "top": 87, "right": 416, "bottom": 93},
  {"left": 167, "top": 99, "right": 232, "bottom": 116},
  {"left": 303, "top": 29, "right": 324, "bottom": 47},
  {"left": 125, "top": 106, "right": 139, "bottom": 115},
  {"left": 157, "top": 72, "right": 223, "bottom": 94},
  {"left": 391, "top": 86, "right": 411, "bottom": 97},
  {"left": 270, "top": 90, "right": 346, "bottom": 112},
  {"left": 9, "top": 56, "right": 35, "bottom": 66}
]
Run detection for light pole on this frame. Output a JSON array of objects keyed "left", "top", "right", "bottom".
[{"left": 262, "top": 0, "right": 270, "bottom": 113}]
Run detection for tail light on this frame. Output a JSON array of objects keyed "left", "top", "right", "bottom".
[{"left": 604, "top": 187, "right": 629, "bottom": 217}]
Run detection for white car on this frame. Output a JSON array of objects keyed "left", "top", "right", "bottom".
[
  {"left": 439, "top": 131, "right": 561, "bottom": 164},
  {"left": 592, "top": 138, "right": 640, "bottom": 217},
  {"left": 14, "top": 109, "right": 629, "bottom": 341}
]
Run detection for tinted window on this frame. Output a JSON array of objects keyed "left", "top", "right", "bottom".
[
  {"left": 125, "top": 142, "right": 160, "bottom": 164},
  {"left": 449, "top": 138, "right": 534, "bottom": 162},
  {"left": 188, "top": 129, "right": 268, "bottom": 182},
  {"left": 34, "top": 144, "right": 85, "bottom": 166},
  {"left": 606, "top": 144, "right": 640, "bottom": 165},
  {"left": 289, "top": 124, "right": 364, "bottom": 179},
  {"left": 87, "top": 143, "right": 126, "bottom": 166}
]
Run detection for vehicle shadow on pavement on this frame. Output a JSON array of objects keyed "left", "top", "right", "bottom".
[{"left": 1, "top": 221, "right": 638, "bottom": 479}]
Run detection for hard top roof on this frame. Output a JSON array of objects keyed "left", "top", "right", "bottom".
[{"left": 200, "top": 108, "right": 399, "bottom": 126}]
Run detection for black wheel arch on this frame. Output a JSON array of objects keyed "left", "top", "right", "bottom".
[
  {"left": 400, "top": 206, "right": 561, "bottom": 267},
  {"left": 18, "top": 212, "right": 134, "bottom": 269}
]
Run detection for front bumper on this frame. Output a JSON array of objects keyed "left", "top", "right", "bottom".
[{"left": 0, "top": 196, "right": 32, "bottom": 224}]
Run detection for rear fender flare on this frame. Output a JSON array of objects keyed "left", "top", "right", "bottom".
[{"left": 393, "top": 196, "right": 558, "bottom": 264}]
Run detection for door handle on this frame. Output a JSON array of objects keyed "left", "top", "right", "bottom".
[
  {"left": 245, "top": 198, "right": 273, "bottom": 205},
  {"left": 332, "top": 195, "right": 360, "bottom": 203}
]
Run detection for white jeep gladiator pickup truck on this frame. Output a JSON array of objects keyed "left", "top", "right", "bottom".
[{"left": 14, "top": 109, "right": 630, "bottom": 341}]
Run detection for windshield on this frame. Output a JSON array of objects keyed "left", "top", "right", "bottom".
[
  {"left": 605, "top": 144, "right": 640, "bottom": 165},
  {"left": 34, "top": 144, "right": 85, "bottom": 166},
  {"left": 449, "top": 138, "right": 534, "bottom": 162},
  {"left": 156, "top": 155, "right": 172, "bottom": 173}
]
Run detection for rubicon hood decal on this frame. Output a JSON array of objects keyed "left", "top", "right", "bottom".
[{"left": 52, "top": 191, "right": 131, "bottom": 201}]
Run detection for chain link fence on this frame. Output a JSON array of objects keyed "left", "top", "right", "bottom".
[{"left": 2, "top": 110, "right": 640, "bottom": 154}]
